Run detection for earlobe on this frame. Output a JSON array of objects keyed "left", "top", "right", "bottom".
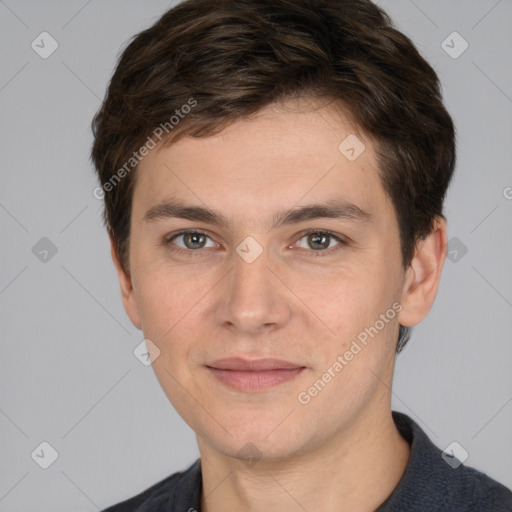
[
  {"left": 397, "top": 217, "right": 448, "bottom": 328},
  {"left": 109, "top": 234, "right": 143, "bottom": 330}
]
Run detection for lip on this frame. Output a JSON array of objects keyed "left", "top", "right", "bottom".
[
  {"left": 207, "top": 357, "right": 304, "bottom": 371},
  {"left": 206, "top": 358, "right": 306, "bottom": 392}
]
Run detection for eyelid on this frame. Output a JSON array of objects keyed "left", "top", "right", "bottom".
[
  {"left": 296, "top": 228, "right": 348, "bottom": 243},
  {"left": 292, "top": 229, "right": 348, "bottom": 257},
  {"left": 164, "top": 229, "right": 218, "bottom": 253}
]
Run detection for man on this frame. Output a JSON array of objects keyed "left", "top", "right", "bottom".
[{"left": 91, "top": 0, "right": 512, "bottom": 510}]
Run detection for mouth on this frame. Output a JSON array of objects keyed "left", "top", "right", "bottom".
[{"left": 205, "top": 357, "right": 306, "bottom": 392}]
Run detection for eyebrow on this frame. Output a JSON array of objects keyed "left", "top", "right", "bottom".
[{"left": 143, "top": 198, "right": 372, "bottom": 229}]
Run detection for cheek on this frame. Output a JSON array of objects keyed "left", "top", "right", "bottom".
[
  {"left": 133, "top": 268, "right": 202, "bottom": 412},
  {"left": 296, "top": 273, "right": 399, "bottom": 417},
  {"left": 132, "top": 261, "right": 225, "bottom": 379},
  {"left": 297, "top": 263, "right": 397, "bottom": 338},
  {"left": 297, "top": 266, "right": 402, "bottom": 401},
  {"left": 134, "top": 262, "right": 199, "bottom": 332}
]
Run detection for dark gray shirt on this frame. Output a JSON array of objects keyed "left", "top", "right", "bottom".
[{"left": 102, "top": 411, "right": 512, "bottom": 511}]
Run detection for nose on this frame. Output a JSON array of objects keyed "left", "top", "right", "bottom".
[{"left": 215, "top": 239, "right": 292, "bottom": 335}]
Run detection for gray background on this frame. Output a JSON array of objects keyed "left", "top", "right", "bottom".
[{"left": 0, "top": 0, "right": 511, "bottom": 510}]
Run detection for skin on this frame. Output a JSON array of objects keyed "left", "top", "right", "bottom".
[{"left": 111, "top": 98, "right": 448, "bottom": 512}]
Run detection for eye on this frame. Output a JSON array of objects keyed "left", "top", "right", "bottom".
[
  {"left": 294, "top": 230, "right": 346, "bottom": 256},
  {"left": 163, "top": 229, "right": 347, "bottom": 258},
  {"left": 165, "top": 230, "right": 218, "bottom": 253}
]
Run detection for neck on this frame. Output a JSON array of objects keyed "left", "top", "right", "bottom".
[{"left": 198, "top": 407, "right": 410, "bottom": 512}]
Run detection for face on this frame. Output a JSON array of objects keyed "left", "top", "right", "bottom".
[{"left": 117, "top": 99, "right": 422, "bottom": 462}]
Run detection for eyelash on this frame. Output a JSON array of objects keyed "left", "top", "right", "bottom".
[{"left": 163, "top": 229, "right": 348, "bottom": 258}]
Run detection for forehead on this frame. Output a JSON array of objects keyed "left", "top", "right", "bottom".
[{"left": 132, "top": 99, "right": 394, "bottom": 229}]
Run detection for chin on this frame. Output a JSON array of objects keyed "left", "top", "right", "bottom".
[
  {"left": 218, "top": 437, "right": 299, "bottom": 465},
  {"left": 196, "top": 417, "right": 310, "bottom": 463}
]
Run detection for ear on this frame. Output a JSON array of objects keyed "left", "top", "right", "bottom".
[
  {"left": 109, "top": 234, "right": 142, "bottom": 330},
  {"left": 397, "top": 216, "right": 448, "bottom": 328}
]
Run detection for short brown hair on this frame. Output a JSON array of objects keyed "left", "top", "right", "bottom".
[{"left": 91, "top": 0, "right": 456, "bottom": 352}]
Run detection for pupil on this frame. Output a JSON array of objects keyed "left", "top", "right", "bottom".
[
  {"left": 309, "top": 233, "right": 329, "bottom": 250},
  {"left": 185, "top": 233, "right": 205, "bottom": 249}
]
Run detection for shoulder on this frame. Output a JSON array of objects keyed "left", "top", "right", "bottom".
[
  {"left": 101, "top": 459, "right": 201, "bottom": 512},
  {"left": 452, "top": 463, "right": 512, "bottom": 511},
  {"left": 380, "top": 412, "right": 512, "bottom": 511}
]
